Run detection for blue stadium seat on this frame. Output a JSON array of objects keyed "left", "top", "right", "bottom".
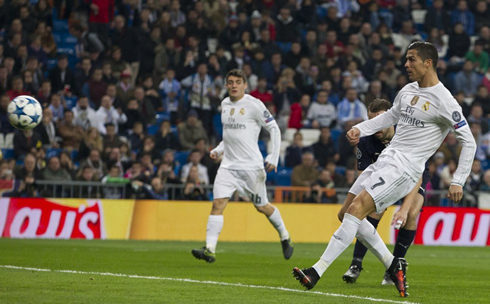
[
  {"left": 1, "top": 148, "right": 14, "bottom": 160},
  {"left": 481, "top": 160, "right": 490, "bottom": 170},
  {"left": 276, "top": 42, "right": 292, "bottom": 54},
  {"left": 316, "top": 6, "right": 328, "bottom": 18},
  {"left": 155, "top": 112, "right": 169, "bottom": 123},
  {"left": 174, "top": 151, "right": 190, "bottom": 167},
  {"left": 46, "top": 148, "right": 62, "bottom": 158},
  {"left": 147, "top": 124, "right": 159, "bottom": 135},
  {"left": 61, "top": 33, "right": 78, "bottom": 45},
  {"left": 53, "top": 20, "right": 69, "bottom": 32},
  {"left": 52, "top": 33, "right": 62, "bottom": 44},
  {"left": 213, "top": 114, "right": 222, "bottom": 141},
  {"left": 335, "top": 166, "right": 346, "bottom": 176},
  {"left": 275, "top": 168, "right": 292, "bottom": 186},
  {"left": 71, "top": 150, "right": 79, "bottom": 161},
  {"left": 258, "top": 140, "right": 267, "bottom": 157},
  {"left": 57, "top": 47, "right": 75, "bottom": 56},
  {"left": 330, "top": 129, "right": 341, "bottom": 148},
  {"left": 47, "top": 59, "right": 58, "bottom": 71}
]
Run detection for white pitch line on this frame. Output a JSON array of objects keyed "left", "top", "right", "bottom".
[{"left": 1, "top": 265, "right": 418, "bottom": 304}]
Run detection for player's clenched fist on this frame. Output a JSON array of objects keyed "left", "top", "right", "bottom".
[{"left": 346, "top": 127, "right": 360, "bottom": 145}]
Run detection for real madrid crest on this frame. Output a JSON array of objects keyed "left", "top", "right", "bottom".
[
  {"left": 230, "top": 108, "right": 235, "bottom": 116},
  {"left": 240, "top": 108, "right": 245, "bottom": 115},
  {"left": 422, "top": 101, "right": 430, "bottom": 111},
  {"left": 410, "top": 96, "right": 419, "bottom": 106}
]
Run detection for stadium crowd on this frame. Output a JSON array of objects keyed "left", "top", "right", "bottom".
[{"left": 0, "top": 0, "right": 489, "bottom": 205}]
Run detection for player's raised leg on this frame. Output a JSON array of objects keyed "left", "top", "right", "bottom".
[
  {"left": 191, "top": 197, "right": 229, "bottom": 263},
  {"left": 293, "top": 189, "right": 376, "bottom": 289}
]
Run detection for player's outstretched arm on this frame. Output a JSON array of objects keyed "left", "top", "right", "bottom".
[
  {"left": 346, "top": 127, "right": 361, "bottom": 145},
  {"left": 210, "top": 141, "right": 225, "bottom": 159},
  {"left": 263, "top": 119, "right": 280, "bottom": 172}
]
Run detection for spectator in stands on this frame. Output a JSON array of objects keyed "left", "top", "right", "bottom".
[
  {"left": 336, "top": 168, "right": 357, "bottom": 189},
  {"left": 363, "top": 80, "right": 389, "bottom": 107},
  {"left": 14, "top": 153, "right": 40, "bottom": 181},
  {"left": 159, "top": 68, "right": 181, "bottom": 125},
  {"left": 48, "top": 93, "right": 65, "bottom": 123},
  {"left": 37, "top": 80, "right": 51, "bottom": 107},
  {"left": 111, "top": 15, "right": 140, "bottom": 83},
  {"left": 7, "top": 76, "right": 29, "bottom": 99},
  {"left": 466, "top": 158, "right": 483, "bottom": 205},
  {"left": 454, "top": 60, "right": 482, "bottom": 98},
  {"left": 49, "top": 54, "right": 76, "bottom": 95},
  {"left": 0, "top": 94, "right": 14, "bottom": 134},
  {"left": 101, "top": 164, "right": 129, "bottom": 199},
  {"left": 72, "top": 96, "right": 97, "bottom": 131},
  {"left": 288, "top": 93, "right": 310, "bottom": 129},
  {"left": 285, "top": 41, "right": 303, "bottom": 69},
  {"left": 134, "top": 176, "right": 168, "bottom": 200},
  {"left": 478, "top": 169, "right": 490, "bottom": 192},
  {"left": 32, "top": 0, "right": 53, "bottom": 28},
  {"left": 0, "top": 66, "right": 9, "bottom": 95},
  {"left": 273, "top": 72, "right": 301, "bottom": 131},
  {"left": 127, "top": 121, "right": 145, "bottom": 151},
  {"left": 337, "top": 88, "right": 368, "bottom": 129},
  {"left": 478, "top": 26, "right": 490, "bottom": 54},
  {"left": 474, "top": 86, "right": 490, "bottom": 115},
  {"left": 80, "top": 148, "right": 107, "bottom": 180},
  {"left": 425, "top": 0, "right": 451, "bottom": 35},
  {"left": 311, "top": 127, "right": 340, "bottom": 168},
  {"left": 121, "top": 98, "right": 145, "bottom": 136},
  {"left": 95, "top": 95, "right": 127, "bottom": 135},
  {"left": 82, "top": 68, "right": 107, "bottom": 108},
  {"left": 466, "top": 41, "right": 489, "bottom": 75},
  {"left": 219, "top": 15, "right": 241, "bottom": 51},
  {"left": 250, "top": 77, "right": 273, "bottom": 106},
  {"left": 41, "top": 156, "right": 72, "bottom": 181},
  {"left": 134, "top": 86, "right": 156, "bottom": 125},
  {"left": 13, "top": 129, "right": 42, "bottom": 160},
  {"left": 69, "top": 24, "right": 105, "bottom": 59},
  {"left": 439, "top": 132, "right": 463, "bottom": 163},
  {"left": 78, "top": 127, "right": 103, "bottom": 161},
  {"left": 75, "top": 166, "right": 100, "bottom": 198},
  {"left": 181, "top": 165, "right": 207, "bottom": 201},
  {"left": 35, "top": 107, "right": 58, "bottom": 149},
  {"left": 306, "top": 90, "right": 336, "bottom": 129},
  {"left": 102, "top": 123, "right": 124, "bottom": 152},
  {"left": 140, "top": 135, "right": 161, "bottom": 162},
  {"left": 302, "top": 182, "right": 332, "bottom": 204},
  {"left": 178, "top": 109, "right": 208, "bottom": 151},
  {"left": 75, "top": 57, "right": 92, "bottom": 88},
  {"left": 154, "top": 38, "right": 181, "bottom": 77},
  {"left": 440, "top": 159, "right": 458, "bottom": 189},
  {"left": 291, "top": 151, "right": 319, "bottom": 187},
  {"left": 325, "top": 159, "right": 345, "bottom": 186},
  {"left": 285, "top": 131, "right": 310, "bottom": 168},
  {"left": 59, "top": 151, "right": 77, "bottom": 179},
  {"left": 139, "top": 152, "right": 155, "bottom": 177},
  {"left": 58, "top": 110, "right": 84, "bottom": 151},
  {"left": 155, "top": 119, "right": 179, "bottom": 152},
  {"left": 180, "top": 149, "right": 209, "bottom": 185},
  {"left": 452, "top": 0, "right": 475, "bottom": 36},
  {"left": 448, "top": 23, "right": 471, "bottom": 61},
  {"left": 337, "top": 120, "right": 357, "bottom": 167},
  {"left": 181, "top": 63, "right": 216, "bottom": 133}
]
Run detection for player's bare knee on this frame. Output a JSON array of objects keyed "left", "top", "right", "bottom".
[
  {"left": 211, "top": 198, "right": 228, "bottom": 215},
  {"left": 347, "top": 192, "right": 376, "bottom": 219}
]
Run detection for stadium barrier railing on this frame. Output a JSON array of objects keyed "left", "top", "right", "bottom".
[{"left": 12, "top": 180, "right": 486, "bottom": 208}]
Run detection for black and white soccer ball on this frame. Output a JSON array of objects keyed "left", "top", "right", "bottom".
[{"left": 7, "top": 95, "right": 43, "bottom": 130}]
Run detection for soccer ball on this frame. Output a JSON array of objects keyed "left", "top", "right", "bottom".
[{"left": 7, "top": 95, "right": 43, "bottom": 130}]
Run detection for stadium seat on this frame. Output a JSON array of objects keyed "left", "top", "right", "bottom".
[
  {"left": 258, "top": 140, "right": 267, "bottom": 157},
  {"left": 335, "top": 166, "right": 346, "bottom": 176},
  {"left": 47, "top": 59, "right": 58, "bottom": 71},
  {"left": 57, "top": 48, "right": 75, "bottom": 56},
  {"left": 274, "top": 168, "right": 292, "bottom": 186},
  {"left": 481, "top": 160, "right": 490, "bottom": 170},
  {"left": 147, "top": 124, "right": 159, "bottom": 135},
  {"left": 71, "top": 150, "right": 79, "bottom": 161},
  {"left": 411, "top": 10, "right": 427, "bottom": 25},
  {"left": 52, "top": 33, "right": 62, "bottom": 44},
  {"left": 213, "top": 114, "right": 223, "bottom": 141},
  {"left": 283, "top": 128, "right": 297, "bottom": 143},
  {"left": 276, "top": 42, "right": 292, "bottom": 54},
  {"left": 174, "top": 151, "right": 190, "bottom": 166},
  {"left": 53, "top": 20, "right": 69, "bottom": 32},
  {"left": 155, "top": 112, "right": 169, "bottom": 123},
  {"left": 61, "top": 33, "right": 78, "bottom": 45},
  {"left": 46, "top": 148, "right": 62, "bottom": 158},
  {"left": 330, "top": 129, "right": 341, "bottom": 148},
  {"left": 266, "top": 140, "right": 289, "bottom": 167},
  {"left": 301, "top": 129, "right": 321, "bottom": 146},
  {"left": 1, "top": 148, "right": 14, "bottom": 160}
]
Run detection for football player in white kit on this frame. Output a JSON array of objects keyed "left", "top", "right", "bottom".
[
  {"left": 192, "top": 69, "right": 293, "bottom": 263},
  {"left": 293, "top": 42, "right": 476, "bottom": 297}
]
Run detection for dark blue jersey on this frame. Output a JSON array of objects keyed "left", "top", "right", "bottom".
[{"left": 356, "top": 134, "right": 430, "bottom": 196}]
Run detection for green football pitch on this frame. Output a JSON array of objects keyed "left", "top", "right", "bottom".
[{"left": 0, "top": 239, "right": 488, "bottom": 303}]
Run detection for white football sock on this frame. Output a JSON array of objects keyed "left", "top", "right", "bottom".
[
  {"left": 313, "top": 213, "right": 361, "bottom": 277},
  {"left": 356, "top": 218, "right": 394, "bottom": 269},
  {"left": 267, "top": 206, "right": 290, "bottom": 241},
  {"left": 205, "top": 215, "right": 223, "bottom": 253}
]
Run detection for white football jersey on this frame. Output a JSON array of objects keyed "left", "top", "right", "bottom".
[
  {"left": 217, "top": 94, "right": 280, "bottom": 170},
  {"left": 355, "top": 81, "right": 476, "bottom": 186}
]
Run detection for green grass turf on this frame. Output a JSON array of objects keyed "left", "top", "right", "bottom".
[{"left": 0, "top": 239, "right": 488, "bottom": 303}]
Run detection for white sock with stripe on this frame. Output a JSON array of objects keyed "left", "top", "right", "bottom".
[
  {"left": 268, "top": 206, "right": 290, "bottom": 241},
  {"left": 313, "top": 213, "right": 361, "bottom": 277},
  {"left": 206, "top": 215, "right": 223, "bottom": 253}
]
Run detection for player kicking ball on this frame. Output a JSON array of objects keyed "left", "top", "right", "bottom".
[
  {"left": 192, "top": 69, "right": 293, "bottom": 263},
  {"left": 339, "top": 98, "right": 429, "bottom": 285},
  {"left": 292, "top": 41, "right": 476, "bottom": 297}
]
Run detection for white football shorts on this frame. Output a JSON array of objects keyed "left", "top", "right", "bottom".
[
  {"left": 349, "top": 153, "right": 417, "bottom": 213},
  {"left": 213, "top": 167, "right": 268, "bottom": 206}
]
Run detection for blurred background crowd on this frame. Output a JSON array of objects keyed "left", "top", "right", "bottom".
[{"left": 0, "top": 0, "right": 489, "bottom": 205}]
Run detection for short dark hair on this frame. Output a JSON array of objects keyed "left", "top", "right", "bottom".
[
  {"left": 225, "top": 69, "right": 247, "bottom": 83},
  {"left": 407, "top": 41, "right": 439, "bottom": 69},
  {"left": 368, "top": 98, "right": 392, "bottom": 113}
]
